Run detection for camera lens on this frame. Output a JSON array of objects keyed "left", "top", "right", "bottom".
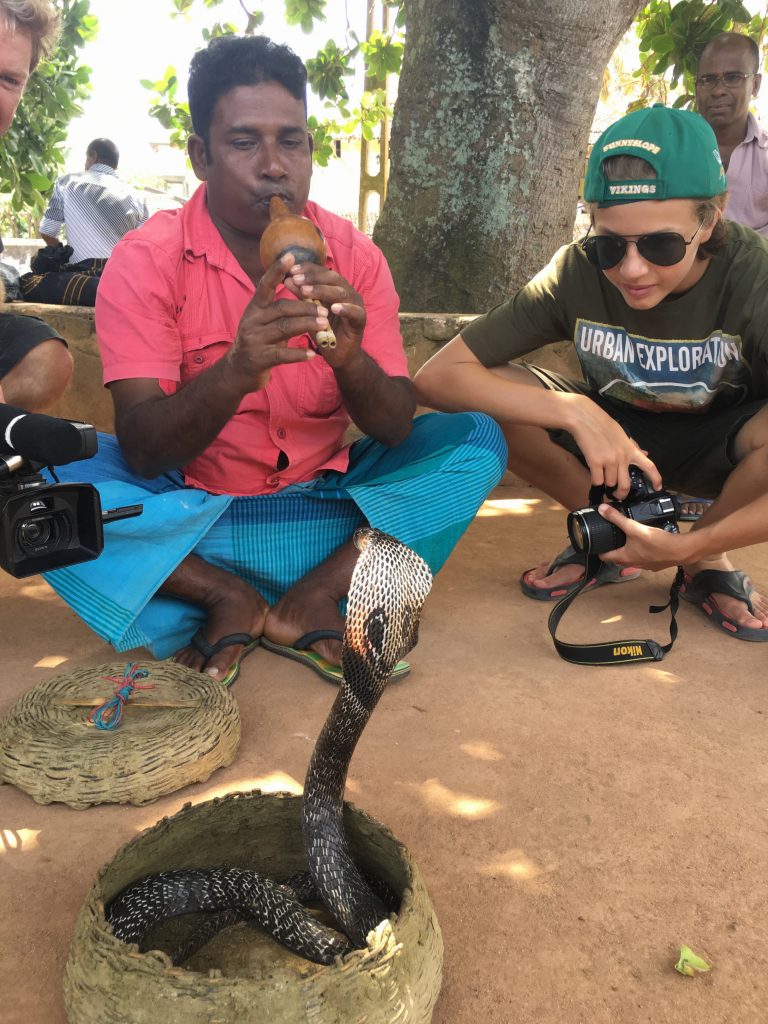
[
  {"left": 568, "top": 507, "right": 626, "bottom": 555},
  {"left": 16, "top": 515, "right": 61, "bottom": 554},
  {"left": 18, "top": 519, "right": 52, "bottom": 547},
  {"left": 568, "top": 515, "right": 589, "bottom": 553}
]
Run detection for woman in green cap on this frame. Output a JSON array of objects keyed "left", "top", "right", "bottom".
[{"left": 415, "top": 104, "right": 768, "bottom": 642}]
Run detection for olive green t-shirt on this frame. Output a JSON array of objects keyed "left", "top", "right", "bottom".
[{"left": 462, "top": 220, "right": 768, "bottom": 413}]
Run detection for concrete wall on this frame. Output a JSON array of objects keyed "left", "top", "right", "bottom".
[
  {"left": 10, "top": 303, "right": 582, "bottom": 432},
  {"left": 1, "top": 237, "right": 44, "bottom": 269},
  {"left": 15, "top": 302, "right": 115, "bottom": 430}
]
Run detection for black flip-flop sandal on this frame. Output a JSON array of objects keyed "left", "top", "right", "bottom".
[
  {"left": 520, "top": 543, "right": 641, "bottom": 601},
  {"left": 184, "top": 629, "right": 260, "bottom": 686},
  {"left": 261, "top": 630, "right": 410, "bottom": 684},
  {"left": 681, "top": 569, "right": 768, "bottom": 642}
]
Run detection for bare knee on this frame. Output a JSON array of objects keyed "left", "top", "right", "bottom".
[
  {"left": 503, "top": 422, "right": 555, "bottom": 469},
  {"left": 502, "top": 424, "right": 570, "bottom": 493},
  {"left": 1, "top": 340, "right": 73, "bottom": 411}
]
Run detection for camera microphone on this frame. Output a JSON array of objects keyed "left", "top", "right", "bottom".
[
  {"left": 0, "top": 407, "right": 143, "bottom": 578},
  {"left": 0, "top": 403, "right": 97, "bottom": 466}
]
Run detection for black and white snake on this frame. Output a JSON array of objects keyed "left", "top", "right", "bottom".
[{"left": 106, "top": 528, "right": 433, "bottom": 965}]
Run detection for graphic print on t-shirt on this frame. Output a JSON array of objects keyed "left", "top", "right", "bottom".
[{"left": 574, "top": 318, "right": 751, "bottom": 412}]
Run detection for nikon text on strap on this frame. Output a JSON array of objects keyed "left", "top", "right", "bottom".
[{"left": 547, "top": 554, "right": 684, "bottom": 665}]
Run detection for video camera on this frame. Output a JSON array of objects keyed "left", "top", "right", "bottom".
[{"left": 0, "top": 404, "right": 141, "bottom": 578}]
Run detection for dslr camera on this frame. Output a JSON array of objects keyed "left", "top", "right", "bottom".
[
  {"left": 567, "top": 465, "right": 679, "bottom": 557},
  {"left": 0, "top": 405, "right": 140, "bottom": 578}
]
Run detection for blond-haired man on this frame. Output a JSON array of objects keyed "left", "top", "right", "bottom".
[{"left": 0, "top": 0, "right": 72, "bottom": 410}]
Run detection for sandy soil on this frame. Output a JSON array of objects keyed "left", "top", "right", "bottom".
[{"left": 2, "top": 483, "right": 767, "bottom": 1024}]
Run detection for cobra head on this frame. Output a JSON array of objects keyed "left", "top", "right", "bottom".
[{"left": 344, "top": 529, "right": 433, "bottom": 681}]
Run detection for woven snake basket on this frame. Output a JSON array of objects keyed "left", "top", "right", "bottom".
[
  {"left": 0, "top": 661, "right": 241, "bottom": 808},
  {"left": 64, "top": 790, "right": 443, "bottom": 1024}
]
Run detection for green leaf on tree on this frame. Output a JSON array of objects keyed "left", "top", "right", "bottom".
[{"left": 22, "top": 171, "right": 53, "bottom": 190}]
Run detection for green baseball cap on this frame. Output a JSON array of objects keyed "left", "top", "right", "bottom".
[{"left": 584, "top": 104, "right": 726, "bottom": 205}]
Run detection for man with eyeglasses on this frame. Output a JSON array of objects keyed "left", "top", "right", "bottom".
[
  {"left": 696, "top": 31, "right": 768, "bottom": 237},
  {"left": 415, "top": 104, "right": 768, "bottom": 644}
]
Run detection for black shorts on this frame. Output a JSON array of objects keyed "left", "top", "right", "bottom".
[
  {"left": 0, "top": 312, "right": 66, "bottom": 377},
  {"left": 523, "top": 364, "right": 766, "bottom": 498}
]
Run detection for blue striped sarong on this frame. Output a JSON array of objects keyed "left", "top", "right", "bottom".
[{"left": 44, "top": 412, "right": 506, "bottom": 658}]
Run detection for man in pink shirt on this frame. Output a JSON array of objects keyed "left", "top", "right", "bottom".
[
  {"left": 696, "top": 32, "right": 768, "bottom": 237},
  {"left": 45, "top": 35, "right": 506, "bottom": 685},
  {"left": 96, "top": 173, "right": 409, "bottom": 498}
]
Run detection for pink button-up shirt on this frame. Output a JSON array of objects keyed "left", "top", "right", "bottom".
[
  {"left": 95, "top": 185, "right": 408, "bottom": 496},
  {"left": 724, "top": 113, "right": 768, "bottom": 238}
]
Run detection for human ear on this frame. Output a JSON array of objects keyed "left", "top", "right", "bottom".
[
  {"left": 187, "top": 134, "right": 209, "bottom": 181},
  {"left": 697, "top": 204, "right": 722, "bottom": 245}
]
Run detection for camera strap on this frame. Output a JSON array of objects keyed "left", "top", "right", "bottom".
[
  {"left": 547, "top": 555, "right": 684, "bottom": 664},
  {"left": 547, "top": 556, "right": 684, "bottom": 664},
  {"left": 548, "top": 480, "right": 685, "bottom": 665}
]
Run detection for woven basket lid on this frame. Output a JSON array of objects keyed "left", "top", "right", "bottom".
[{"left": 0, "top": 661, "right": 241, "bottom": 808}]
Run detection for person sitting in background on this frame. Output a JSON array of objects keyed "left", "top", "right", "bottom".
[
  {"left": 696, "top": 31, "right": 768, "bottom": 237},
  {"left": 20, "top": 137, "right": 150, "bottom": 307},
  {"left": 0, "top": 0, "right": 71, "bottom": 410},
  {"left": 42, "top": 35, "right": 507, "bottom": 685},
  {"left": 39, "top": 137, "right": 149, "bottom": 261}
]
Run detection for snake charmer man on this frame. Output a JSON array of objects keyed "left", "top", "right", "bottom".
[{"left": 43, "top": 34, "right": 506, "bottom": 685}]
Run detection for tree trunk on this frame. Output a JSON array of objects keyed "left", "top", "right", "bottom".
[{"left": 374, "top": 0, "right": 644, "bottom": 312}]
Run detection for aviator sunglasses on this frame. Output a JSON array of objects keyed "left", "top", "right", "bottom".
[{"left": 581, "top": 220, "right": 705, "bottom": 270}]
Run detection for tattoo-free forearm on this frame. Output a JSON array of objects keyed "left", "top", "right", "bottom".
[
  {"left": 334, "top": 351, "right": 415, "bottom": 447},
  {"left": 687, "top": 494, "right": 768, "bottom": 560},
  {"left": 115, "top": 356, "right": 249, "bottom": 477}
]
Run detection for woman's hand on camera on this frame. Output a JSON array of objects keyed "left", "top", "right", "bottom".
[
  {"left": 566, "top": 396, "right": 661, "bottom": 498},
  {"left": 598, "top": 505, "right": 693, "bottom": 571}
]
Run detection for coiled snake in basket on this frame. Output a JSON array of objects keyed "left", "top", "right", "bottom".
[{"left": 106, "top": 528, "right": 433, "bottom": 964}]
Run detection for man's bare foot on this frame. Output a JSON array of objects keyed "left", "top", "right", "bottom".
[
  {"left": 263, "top": 541, "right": 358, "bottom": 665},
  {"left": 162, "top": 556, "right": 268, "bottom": 678},
  {"left": 264, "top": 584, "right": 345, "bottom": 665},
  {"left": 684, "top": 557, "right": 768, "bottom": 632},
  {"left": 174, "top": 584, "right": 268, "bottom": 678}
]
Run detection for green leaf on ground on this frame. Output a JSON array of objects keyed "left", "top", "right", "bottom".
[{"left": 675, "top": 945, "right": 712, "bottom": 977}]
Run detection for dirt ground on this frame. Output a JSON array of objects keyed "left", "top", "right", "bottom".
[{"left": 2, "top": 482, "right": 768, "bottom": 1024}]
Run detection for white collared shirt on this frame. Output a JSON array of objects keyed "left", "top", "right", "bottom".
[{"left": 39, "top": 163, "right": 149, "bottom": 262}]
